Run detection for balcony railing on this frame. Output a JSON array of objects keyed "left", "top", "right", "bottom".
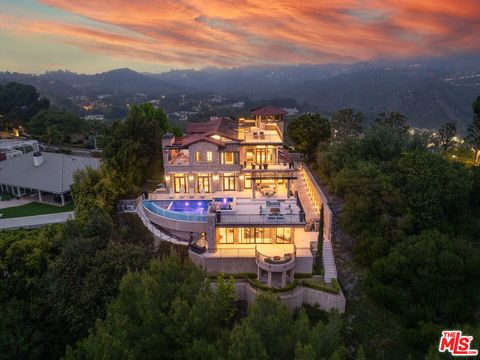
[
  {"left": 215, "top": 212, "right": 305, "bottom": 224},
  {"left": 255, "top": 245, "right": 296, "bottom": 271},
  {"left": 242, "top": 162, "right": 294, "bottom": 171},
  {"left": 143, "top": 200, "right": 208, "bottom": 222}
]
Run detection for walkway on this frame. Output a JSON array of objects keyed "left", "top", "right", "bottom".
[
  {"left": 294, "top": 170, "right": 319, "bottom": 223},
  {"left": 0, "top": 211, "right": 74, "bottom": 230}
]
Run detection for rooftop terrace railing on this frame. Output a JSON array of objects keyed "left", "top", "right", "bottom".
[
  {"left": 143, "top": 200, "right": 208, "bottom": 222},
  {"left": 216, "top": 212, "right": 305, "bottom": 225}
]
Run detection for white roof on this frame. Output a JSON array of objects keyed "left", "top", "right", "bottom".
[
  {"left": 0, "top": 152, "right": 100, "bottom": 193},
  {"left": 0, "top": 139, "right": 38, "bottom": 151}
]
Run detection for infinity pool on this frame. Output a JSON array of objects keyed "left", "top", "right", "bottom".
[{"left": 169, "top": 200, "right": 210, "bottom": 214}]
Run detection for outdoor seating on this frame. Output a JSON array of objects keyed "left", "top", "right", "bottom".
[
  {"left": 179, "top": 188, "right": 186, "bottom": 199},
  {"left": 199, "top": 188, "right": 206, "bottom": 199}
]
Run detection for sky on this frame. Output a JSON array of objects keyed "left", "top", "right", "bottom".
[{"left": 0, "top": 0, "right": 479, "bottom": 74}]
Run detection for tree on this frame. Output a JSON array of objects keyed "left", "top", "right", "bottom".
[
  {"left": 228, "top": 294, "right": 346, "bottom": 360},
  {"left": 375, "top": 111, "right": 409, "bottom": 135},
  {"left": 29, "top": 110, "right": 86, "bottom": 142},
  {"left": 45, "top": 125, "right": 63, "bottom": 146},
  {"left": 287, "top": 113, "right": 330, "bottom": 161},
  {"left": 65, "top": 252, "right": 235, "bottom": 359},
  {"left": 395, "top": 151, "right": 471, "bottom": 233},
  {"left": 438, "top": 122, "right": 457, "bottom": 151},
  {"left": 466, "top": 96, "right": 480, "bottom": 165},
  {"left": 101, "top": 103, "right": 169, "bottom": 192},
  {"left": 367, "top": 230, "right": 480, "bottom": 352},
  {"left": 330, "top": 108, "right": 363, "bottom": 141},
  {"left": 0, "top": 82, "right": 49, "bottom": 129}
]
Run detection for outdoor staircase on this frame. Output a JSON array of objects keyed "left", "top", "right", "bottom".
[{"left": 322, "top": 239, "right": 338, "bottom": 283}]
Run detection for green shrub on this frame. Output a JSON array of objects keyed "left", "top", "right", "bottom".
[
  {"left": 246, "top": 278, "right": 300, "bottom": 293},
  {"left": 302, "top": 279, "right": 339, "bottom": 294}
]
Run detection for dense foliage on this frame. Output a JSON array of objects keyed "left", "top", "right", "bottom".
[
  {"left": 65, "top": 252, "right": 347, "bottom": 360},
  {"left": 287, "top": 113, "right": 330, "bottom": 160},
  {"left": 100, "top": 103, "right": 169, "bottom": 193},
  {"left": 0, "top": 211, "right": 155, "bottom": 360},
  {"left": 29, "top": 110, "right": 86, "bottom": 144},
  {"left": 316, "top": 105, "right": 480, "bottom": 358},
  {"left": 0, "top": 82, "right": 49, "bottom": 128}
]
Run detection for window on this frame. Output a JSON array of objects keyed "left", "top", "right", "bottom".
[
  {"left": 197, "top": 175, "right": 210, "bottom": 193},
  {"left": 220, "top": 152, "right": 240, "bottom": 164},
  {"left": 276, "top": 228, "right": 293, "bottom": 244},
  {"left": 222, "top": 173, "right": 236, "bottom": 191},
  {"left": 195, "top": 151, "right": 201, "bottom": 162},
  {"left": 217, "top": 227, "right": 235, "bottom": 244},
  {"left": 239, "top": 228, "right": 255, "bottom": 244},
  {"left": 206, "top": 151, "right": 213, "bottom": 162},
  {"left": 244, "top": 176, "right": 252, "bottom": 189}
]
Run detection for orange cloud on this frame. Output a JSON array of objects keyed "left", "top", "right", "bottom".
[{"left": 7, "top": 0, "right": 480, "bottom": 67}]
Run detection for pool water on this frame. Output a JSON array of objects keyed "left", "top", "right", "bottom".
[{"left": 168, "top": 200, "right": 210, "bottom": 214}]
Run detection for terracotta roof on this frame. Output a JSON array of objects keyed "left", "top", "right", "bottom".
[
  {"left": 251, "top": 105, "right": 288, "bottom": 116},
  {"left": 172, "top": 117, "right": 240, "bottom": 148}
]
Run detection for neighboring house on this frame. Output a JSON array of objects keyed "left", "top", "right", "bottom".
[
  {"left": 140, "top": 105, "right": 339, "bottom": 293},
  {"left": 0, "top": 151, "right": 100, "bottom": 205}
]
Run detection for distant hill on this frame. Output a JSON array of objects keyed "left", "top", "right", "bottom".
[
  {"left": 0, "top": 68, "right": 187, "bottom": 100},
  {"left": 1, "top": 55, "right": 479, "bottom": 131}
]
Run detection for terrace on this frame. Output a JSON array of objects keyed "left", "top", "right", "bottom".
[{"left": 243, "top": 128, "right": 282, "bottom": 143}]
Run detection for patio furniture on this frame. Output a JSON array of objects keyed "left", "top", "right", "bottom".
[
  {"left": 253, "top": 132, "right": 259, "bottom": 139},
  {"left": 259, "top": 132, "right": 265, "bottom": 139},
  {"left": 199, "top": 188, "right": 206, "bottom": 199},
  {"left": 179, "top": 188, "right": 186, "bottom": 199},
  {"left": 168, "top": 189, "right": 175, "bottom": 199},
  {"left": 188, "top": 189, "right": 195, "bottom": 199}
]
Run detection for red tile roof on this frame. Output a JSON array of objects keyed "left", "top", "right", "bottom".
[{"left": 251, "top": 105, "right": 288, "bottom": 116}]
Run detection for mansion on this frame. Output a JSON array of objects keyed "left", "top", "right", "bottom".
[{"left": 136, "top": 106, "right": 343, "bottom": 310}]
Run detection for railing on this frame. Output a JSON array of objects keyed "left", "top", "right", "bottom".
[
  {"left": 143, "top": 200, "right": 208, "bottom": 222},
  {"left": 255, "top": 245, "right": 296, "bottom": 271},
  {"left": 243, "top": 132, "right": 282, "bottom": 143},
  {"left": 242, "top": 162, "right": 294, "bottom": 171},
  {"left": 135, "top": 198, "right": 188, "bottom": 245},
  {"left": 216, "top": 212, "right": 305, "bottom": 225}
]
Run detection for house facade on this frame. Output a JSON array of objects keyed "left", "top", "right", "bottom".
[{"left": 139, "top": 106, "right": 339, "bottom": 293}]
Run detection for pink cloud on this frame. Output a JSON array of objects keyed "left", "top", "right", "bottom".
[{"left": 5, "top": 0, "right": 479, "bottom": 67}]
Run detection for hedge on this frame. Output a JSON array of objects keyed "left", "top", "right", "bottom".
[{"left": 302, "top": 278, "right": 340, "bottom": 294}]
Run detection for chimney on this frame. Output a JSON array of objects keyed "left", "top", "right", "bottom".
[{"left": 33, "top": 151, "right": 44, "bottom": 167}]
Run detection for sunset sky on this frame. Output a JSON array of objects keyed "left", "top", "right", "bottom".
[{"left": 1, "top": 0, "right": 479, "bottom": 74}]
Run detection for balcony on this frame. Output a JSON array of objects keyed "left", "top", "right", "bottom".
[
  {"left": 243, "top": 129, "right": 282, "bottom": 143},
  {"left": 256, "top": 245, "right": 296, "bottom": 272},
  {"left": 242, "top": 162, "right": 294, "bottom": 171},
  {"left": 215, "top": 199, "right": 305, "bottom": 225}
]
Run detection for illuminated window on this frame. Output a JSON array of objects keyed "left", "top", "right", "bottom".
[
  {"left": 207, "top": 151, "right": 213, "bottom": 162},
  {"left": 195, "top": 151, "right": 201, "bottom": 162}
]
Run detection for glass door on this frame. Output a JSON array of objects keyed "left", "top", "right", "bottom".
[
  {"left": 174, "top": 176, "right": 186, "bottom": 193},
  {"left": 223, "top": 175, "right": 236, "bottom": 191},
  {"left": 256, "top": 148, "right": 266, "bottom": 164},
  {"left": 197, "top": 176, "right": 210, "bottom": 193}
]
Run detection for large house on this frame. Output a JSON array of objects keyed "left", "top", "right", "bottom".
[{"left": 138, "top": 106, "right": 340, "bottom": 299}]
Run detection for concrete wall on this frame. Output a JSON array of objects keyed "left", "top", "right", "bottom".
[{"left": 228, "top": 280, "right": 346, "bottom": 313}]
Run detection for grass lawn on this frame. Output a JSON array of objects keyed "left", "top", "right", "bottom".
[{"left": 0, "top": 202, "right": 75, "bottom": 219}]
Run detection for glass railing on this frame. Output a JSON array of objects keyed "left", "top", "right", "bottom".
[
  {"left": 143, "top": 200, "right": 207, "bottom": 222},
  {"left": 216, "top": 212, "right": 305, "bottom": 224}
]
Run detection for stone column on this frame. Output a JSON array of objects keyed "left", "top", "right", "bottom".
[
  {"left": 252, "top": 180, "right": 256, "bottom": 199},
  {"left": 60, "top": 193, "right": 65, "bottom": 206},
  {"left": 281, "top": 271, "right": 287, "bottom": 288},
  {"left": 38, "top": 191, "right": 42, "bottom": 202},
  {"left": 287, "top": 179, "right": 291, "bottom": 198},
  {"left": 267, "top": 271, "right": 272, "bottom": 287}
]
